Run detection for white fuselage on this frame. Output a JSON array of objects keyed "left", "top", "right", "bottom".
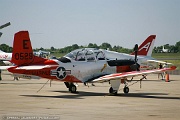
[
  {"left": 53, "top": 59, "right": 116, "bottom": 82},
  {"left": 0, "top": 52, "right": 12, "bottom": 65}
]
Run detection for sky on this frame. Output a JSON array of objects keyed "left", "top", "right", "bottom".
[{"left": 0, "top": 0, "right": 180, "bottom": 49}]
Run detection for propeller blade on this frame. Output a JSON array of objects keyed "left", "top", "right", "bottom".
[
  {"left": 134, "top": 44, "right": 138, "bottom": 63},
  {"left": 0, "top": 22, "right": 11, "bottom": 30},
  {"left": 134, "top": 44, "right": 138, "bottom": 52},
  {"left": 133, "top": 44, "right": 140, "bottom": 71},
  {"left": 0, "top": 32, "right": 2, "bottom": 37}
]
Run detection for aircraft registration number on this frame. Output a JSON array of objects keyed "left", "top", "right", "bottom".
[{"left": 14, "top": 53, "right": 33, "bottom": 60}]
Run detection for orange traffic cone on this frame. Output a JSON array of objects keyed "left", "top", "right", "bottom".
[{"left": 165, "top": 73, "right": 170, "bottom": 82}]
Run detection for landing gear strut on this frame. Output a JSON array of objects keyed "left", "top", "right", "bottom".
[{"left": 109, "top": 80, "right": 121, "bottom": 95}]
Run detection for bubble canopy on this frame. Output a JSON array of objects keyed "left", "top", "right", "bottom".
[{"left": 64, "top": 48, "right": 106, "bottom": 61}]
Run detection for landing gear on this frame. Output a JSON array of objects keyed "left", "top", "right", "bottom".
[
  {"left": 109, "top": 80, "right": 121, "bottom": 95},
  {"left": 64, "top": 82, "right": 77, "bottom": 93},
  {"left": 69, "top": 84, "right": 77, "bottom": 93},
  {"left": 123, "top": 80, "right": 129, "bottom": 94},
  {"left": 109, "top": 87, "right": 118, "bottom": 95},
  {"left": 123, "top": 87, "right": 129, "bottom": 94}
]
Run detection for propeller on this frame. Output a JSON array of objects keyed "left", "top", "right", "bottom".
[{"left": 0, "top": 22, "right": 11, "bottom": 38}]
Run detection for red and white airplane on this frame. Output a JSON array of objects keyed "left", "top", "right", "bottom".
[
  {"left": 0, "top": 50, "right": 12, "bottom": 65},
  {"left": 1, "top": 31, "right": 176, "bottom": 94}
]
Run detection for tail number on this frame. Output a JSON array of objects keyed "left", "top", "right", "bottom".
[{"left": 15, "top": 53, "right": 33, "bottom": 60}]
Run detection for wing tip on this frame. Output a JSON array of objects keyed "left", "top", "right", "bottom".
[{"left": 171, "top": 66, "right": 177, "bottom": 70}]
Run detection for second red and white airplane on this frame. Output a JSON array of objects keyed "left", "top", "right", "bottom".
[{"left": 1, "top": 31, "right": 176, "bottom": 95}]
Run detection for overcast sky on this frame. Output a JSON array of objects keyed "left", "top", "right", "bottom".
[{"left": 0, "top": 0, "right": 180, "bottom": 49}]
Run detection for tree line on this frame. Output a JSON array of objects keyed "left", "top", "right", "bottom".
[
  {"left": 36, "top": 42, "right": 133, "bottom": 54},
  {"left": 153, "top": 41, "right": 180, "bottom": 53},
  {"left": 0, "top": 41, "right": 180, "bottom": 54}
]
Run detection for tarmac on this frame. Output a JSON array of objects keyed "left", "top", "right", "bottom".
[{"left": 0, "top": 72, "right": 179, "bottom": 120}]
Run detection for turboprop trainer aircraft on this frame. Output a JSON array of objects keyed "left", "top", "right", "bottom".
[{"left": 1, "top": 31, "right": 176, "bottom": 95}]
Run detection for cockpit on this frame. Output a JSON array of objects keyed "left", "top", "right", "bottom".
[{"left": 62, "top": 48, "right": 106, "bottom": 62}]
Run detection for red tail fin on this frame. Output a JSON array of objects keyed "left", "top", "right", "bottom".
[
  {"left": 11, "top": 31, "right": 46, "bottom": 66},
  {"left": 131, "top": 35, "right": 156, "bottom": 56}
]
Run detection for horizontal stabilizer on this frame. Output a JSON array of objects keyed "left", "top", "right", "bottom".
[
  {"left": 15, "top": 65, "right": 58, "bottom": 70},
  {"left": 0, "top": 66, "right": 14, "bottom": 70}
]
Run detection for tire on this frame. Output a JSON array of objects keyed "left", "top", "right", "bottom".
[
  {"left": 109, "top": 87, "right": 117, "bottom": 95},
  {"left": 123, "top": 87, "right": 129, "bottom": 94},
  {"left": 109, "top": 87, "right": 114, "bottom": 94},
  {"left": 69, "top": 84, "right": 77, "bottom": 93}
]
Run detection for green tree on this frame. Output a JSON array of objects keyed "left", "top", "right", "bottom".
[
  {"left": 175, "top": 41, "right": 180, "bottom": 53},
  {"left": 51, "top": 46, "right": 55, "bottom": 51},
  {"left": 72, "top": 44, "right": 79, "bottom": 50},
  {"left": 100, "top": 42, "right": 112, "bottom": 50},
  {"left": 0, "top": 44, "right": 12, "bottom": 52}
]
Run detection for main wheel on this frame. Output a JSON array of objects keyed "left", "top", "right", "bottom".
[
  {"left": 109, "top": 87, "right": 117, "bottom": 95},
  {"left": 109, "top": 87, "right": 114, "bottom": 94},
  {"left": 123, "top": 87, "right": 129, "bottom": 94},
  {"left": 69, "top": 84, "right": 77, "bottom": 93}
]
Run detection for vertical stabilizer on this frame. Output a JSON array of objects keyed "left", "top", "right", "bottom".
[
  {"left": 11, "top": 31, "right": 46, "bottom": 66},
  {"left": 131, "top": 35, "right": 156, "bottom": 56}
]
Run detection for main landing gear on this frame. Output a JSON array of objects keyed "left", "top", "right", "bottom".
[
  {"left": 123, "top": 86, "right": 129, "bottom": 94},
  {"left": 109, "top": 80, "right": 130, "bottom": 95},
  {"left": 109, "top": 86, "right": 129, "bottom": 94},
  {"left": 64, "top": 82, "right": 77, "bottom": 93},
  {"left": 123, "top": 81, "right": 129, "bottom": 94},
  {"left": 109, "top": 80, "right": 120, "bottom": 95},
  {"left": 109, "top": 87, "right": 118, "bottom": 95}
]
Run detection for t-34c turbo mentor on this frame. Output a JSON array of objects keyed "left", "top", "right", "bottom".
[{"left": 1, "top": 31, "right": 176, "bottom": 95}]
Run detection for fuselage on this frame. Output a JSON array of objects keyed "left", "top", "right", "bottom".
[
  {"left": 0, "top": 52, "right": 12, "bottom": 65},
  {"left": 7, "top": 48, "right": 156, "bottom": 82}
]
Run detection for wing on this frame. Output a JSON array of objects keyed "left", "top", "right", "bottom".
[
  {"left": 93, "top": 66, "right": 176, "bottom": 83},
  {"left": 146, "top": 60, "right": 172, "bottom": 65}
]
